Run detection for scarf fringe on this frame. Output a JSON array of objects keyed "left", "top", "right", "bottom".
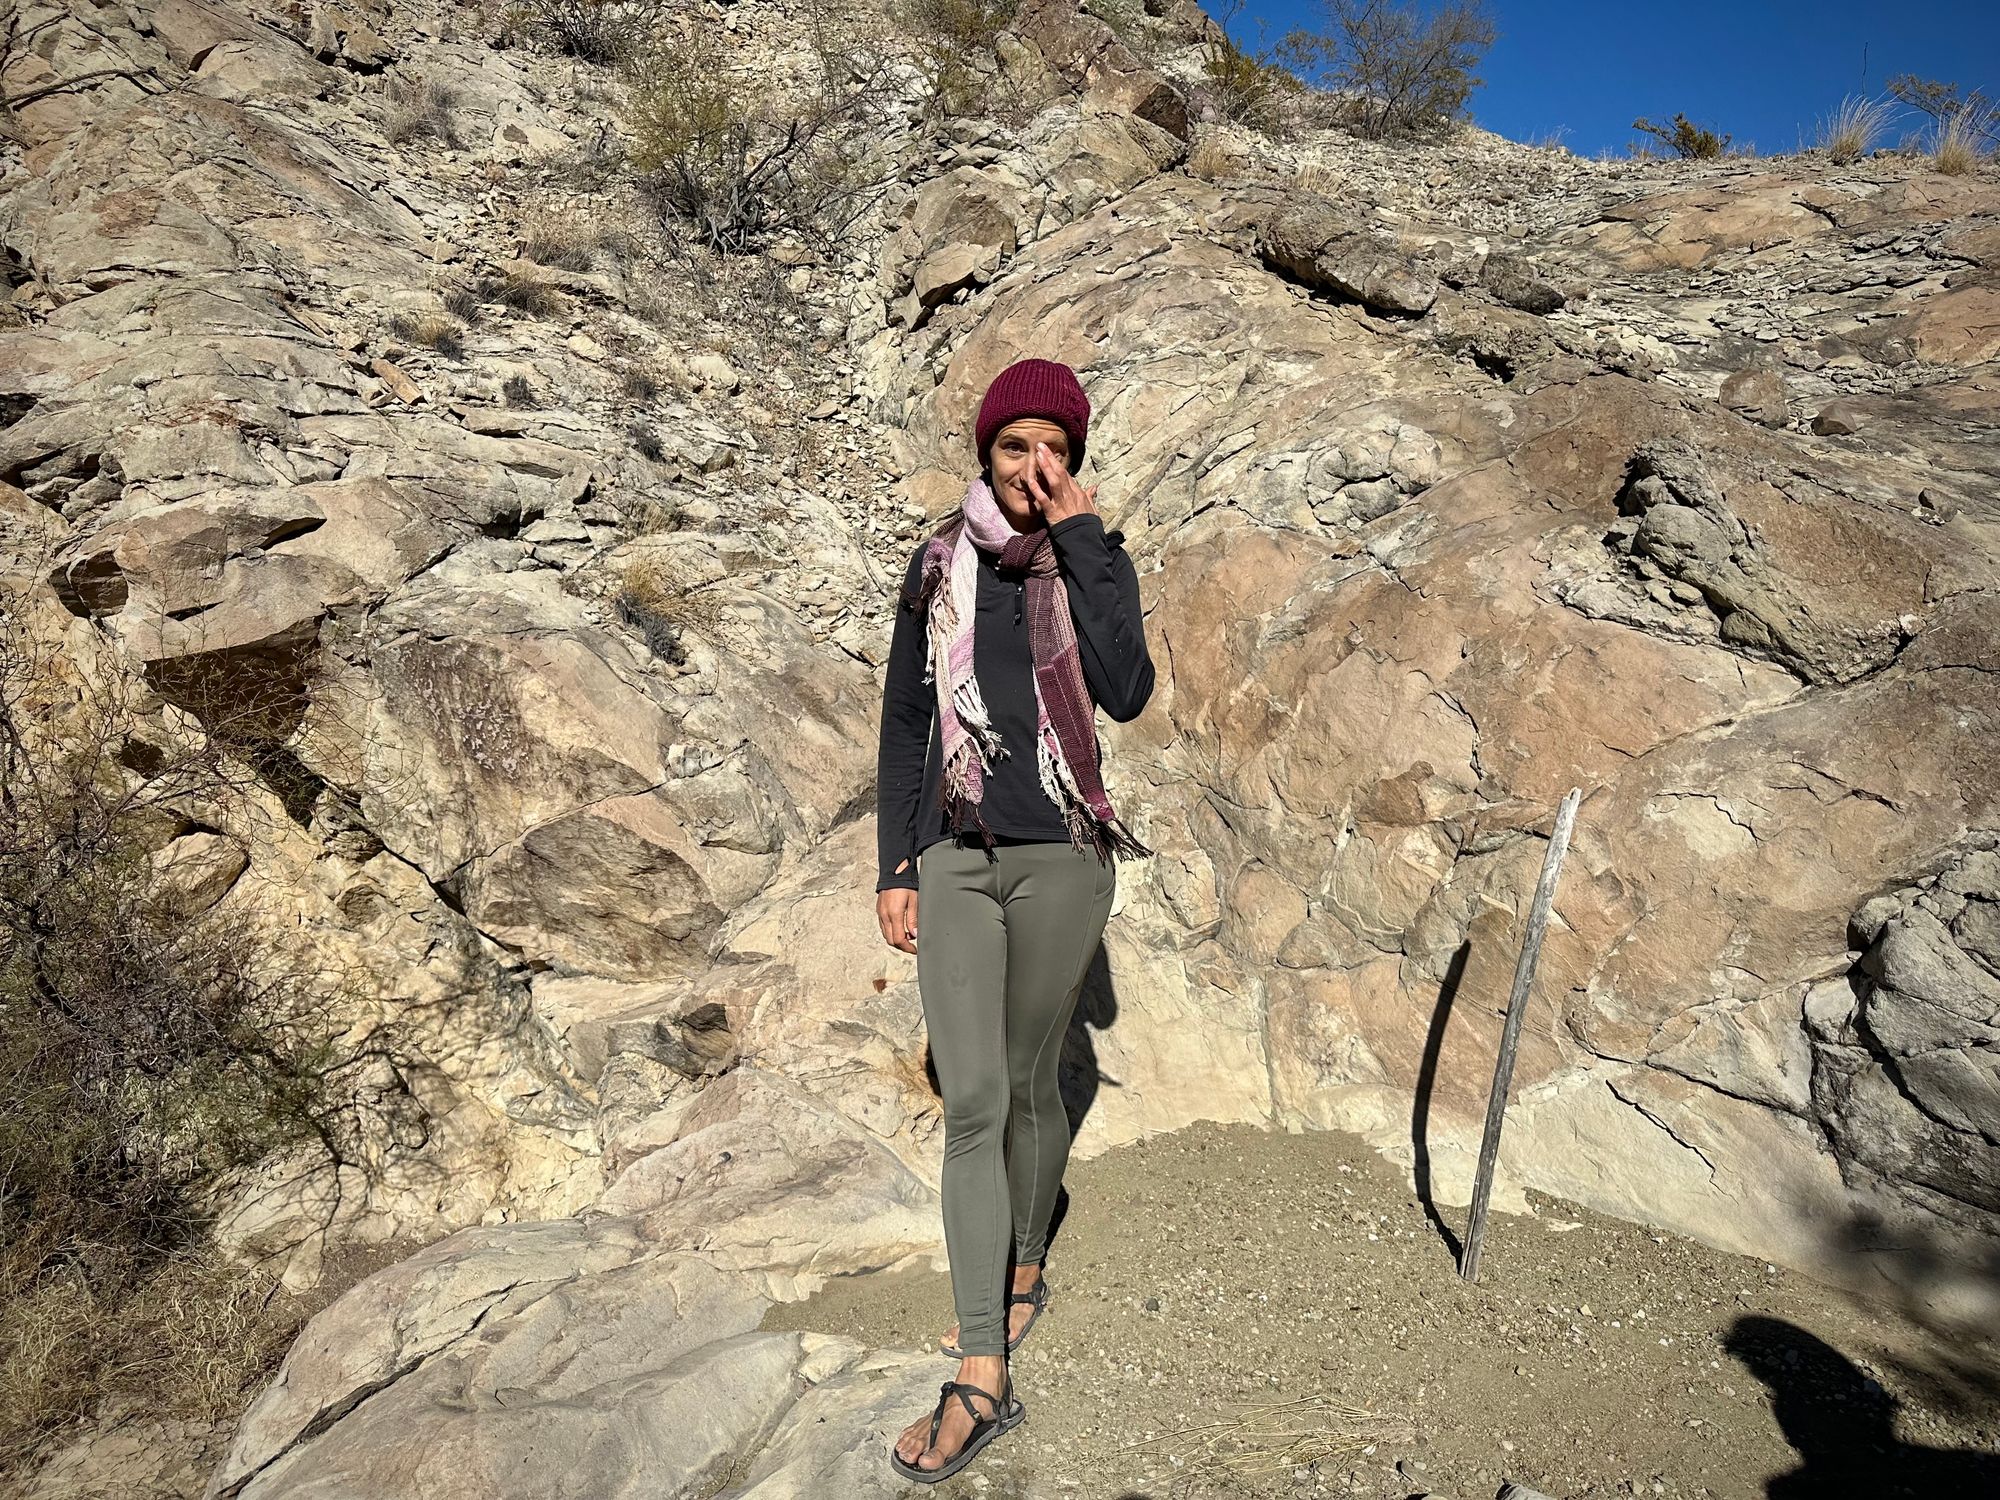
[{"left": 924, "top": 479, "right": 1154, "bottom": 867}]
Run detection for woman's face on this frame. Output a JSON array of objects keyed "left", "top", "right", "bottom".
[{"left": 986, "top": 418, "right": 1072, "bottom": 529}]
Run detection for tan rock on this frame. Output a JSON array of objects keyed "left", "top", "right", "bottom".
[
  {"left": 152, "top": 830, "right": 250, "bottom": 915},
  {"left": 1719, "top": 367, "right": 1788, "bottom": 426},
  {"left": 1580, "top": 176, "right": 1840, "bottom": 272}
]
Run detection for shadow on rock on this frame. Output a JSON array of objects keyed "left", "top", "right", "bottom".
[
  {"left": 1059, "top": 942, "right": 1120, "bottom": 1133},
  {"left": 1046, "top": 942, "right": 1120, "bottom": 1258},
  {"left": 1412, "top": 938, "right": 1472, "bottom": 1266},
  {"left": 1725, "top": 1314, "right": 2000, "bottom": 1499}
]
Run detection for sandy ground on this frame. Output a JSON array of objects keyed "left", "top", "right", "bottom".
[{"left": 762, "top": 1122, "right": 2000, "bottom": 1499}]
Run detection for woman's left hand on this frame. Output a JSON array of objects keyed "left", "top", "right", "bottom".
[{"left": 1026, "top": 441, "right": 1098, "bottom": 526}]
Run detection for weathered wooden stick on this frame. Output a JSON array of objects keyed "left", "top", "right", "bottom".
[{"left": 1459, "top": 785, "right": 1582, "bottom": 1283}]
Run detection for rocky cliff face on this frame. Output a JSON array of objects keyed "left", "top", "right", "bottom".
[{"left": 3, "top": 0, "right": 1997, "bottom": 1494}]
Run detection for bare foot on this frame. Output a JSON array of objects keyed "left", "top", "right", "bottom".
[
  {"left": 893, "top": 1354, "right": 1009, "bottom": 1473},
  {"left": 941, "top": 1263, "right": 1045, "bottom": 1351}
]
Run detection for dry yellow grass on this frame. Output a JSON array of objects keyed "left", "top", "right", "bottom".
[
  {"left": 1815, "top": 93, "right": 1896, "bottom": 164},
  {"left": 384, "top": 308, "right": 466, "bottom": 359},
  {"left": 1297, "top": 160, "right": 1347, "bottom": 200},
  {"left": 0, "top": 1240, "right": 303, "bottom": 1472},
  {"left": 616, "top": 551, "right": 727, "bottom": 659},
  {"left": 521, "top": 208, "right": 598, "bottom": 272},
  {"left": 1933, "top": 110, "right": 1996, "bottom": 175}
]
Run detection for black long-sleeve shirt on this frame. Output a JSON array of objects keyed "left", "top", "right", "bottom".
[{"left": 875, "top": 511, "right": 1153, "bottom": 893}]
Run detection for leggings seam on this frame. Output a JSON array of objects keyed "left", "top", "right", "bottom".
[{"left": 1016, "top": 853, "right": 1110, "bottom": 1261}]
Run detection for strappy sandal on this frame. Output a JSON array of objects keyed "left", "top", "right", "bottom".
[
  {"left": 887, "top": 1376, "right": 1027, "bottom": 1484},
  {"left": 940, "top": 1274, "right": 1049, "bottom": 1358}
]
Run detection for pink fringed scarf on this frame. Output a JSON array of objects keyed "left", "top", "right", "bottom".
[{"left": 915, "top": 477, "right": 1151, "bottom": 864}]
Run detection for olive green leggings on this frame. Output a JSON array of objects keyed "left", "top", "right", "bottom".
[{"left": 916, "top": 836, "right": 1117, "bottom": 1357}]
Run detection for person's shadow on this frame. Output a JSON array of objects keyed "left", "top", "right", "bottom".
[
  {"left": 1045, "top": 943, "right": 1119, "bottom": 1255},
  {"left": 1725, "top": 1315, "right": 2000, "bottom": 1498}
]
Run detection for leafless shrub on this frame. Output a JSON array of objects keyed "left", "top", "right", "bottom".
[
  {"left": 503, "top": 0, "right": 671, "bottom": 64},
  {"left": 1195, "top": 1, "right": 1300, "bottom": 133},
  {"left": 1276, "top": 0, "right": 1495, "bottom": 143},
  {"left": 1201, "top": 36, "right": 1294, "bottom": 131},
  {"left": 890, "top": 0, "right": 1017, "bottom": 120},
  {"left": 0, "top": 576, "right": 415, "bottom": 1469},
  {"left": 620, "top": 16, "right": 901, "bottom": 257},
  {"left": 1887, "top": 72, "right": 2000, "bottom": 152}
]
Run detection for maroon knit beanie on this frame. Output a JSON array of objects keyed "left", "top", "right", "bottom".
[{"left": 975, "top": 358, "right": 1091, "bottom": 474}]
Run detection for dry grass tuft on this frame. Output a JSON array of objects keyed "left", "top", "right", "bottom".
[
  {"left": 1934, "top": 109, "right": 1998, "bottom": 175},
  {"left": 383, "top": 75, "right": 461, "bottom": 149},
  {"left": 1185, "top": 136, "right": 1241, "bottom": 181},
  {"left": 0, "top": 1248, "right": 304, "bottom": 1471},
  {"left": 522, "top": 212, "right": 600, "bottom": 272},
  {"left": 1815, "top": 93, "right": 1896, "bottom": 164},
  {"left": 1297, "top": 161, "right": 1348, "bottom": 200},
  {"left": 620, "top": 364, "right": 664, "bottom": 402},
  {"left": 441, "top": 283, "right": 485, "bottom": 324},
  {"left": 622, "top": 490, "right": 684, "bottom": 531},
  {"left": 615, "top": 552, "right": 724, "bottom": 662},
  {"left": 386, "top": 310, "right": 467, "bottom": 359},
  {"left": 488, "top": 268, "right": 565, "bottom": 318}
]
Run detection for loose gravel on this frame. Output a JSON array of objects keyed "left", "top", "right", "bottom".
[{"left": 763, "top": 1122, "right": 2000, "bottom": 1499}]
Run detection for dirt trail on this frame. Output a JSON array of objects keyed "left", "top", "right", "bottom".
[{"left": 762, "top": 1122, "right": 2000, "bottom": 1499}]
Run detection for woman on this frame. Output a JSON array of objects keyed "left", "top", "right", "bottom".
[{"left": 875, "top": 357, "right": 1155, "bottom": 1482}]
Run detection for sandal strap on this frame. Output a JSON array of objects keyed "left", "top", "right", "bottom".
[
  {"left": 1006, "top": 1280, "right": 1048, "bottom": 1307},
  {"left": 927, "top": 1382, "right": 951, "bottom": 1450},
  {"left": 943, "top": 1378, "right": 1006, "bottom": 1424}
]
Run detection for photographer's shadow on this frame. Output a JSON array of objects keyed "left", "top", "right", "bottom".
[{"left": 1727, "top": 1315, "right": 2000, "bottom": 1498}]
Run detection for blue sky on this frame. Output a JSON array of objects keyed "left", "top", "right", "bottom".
[{"left": 1226, "top": 1, "right": 2000, "bottom": 157}]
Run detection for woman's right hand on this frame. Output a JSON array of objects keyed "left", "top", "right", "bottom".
[{"left": 877, "top": 886, "right": 919, "bottom": 954}]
